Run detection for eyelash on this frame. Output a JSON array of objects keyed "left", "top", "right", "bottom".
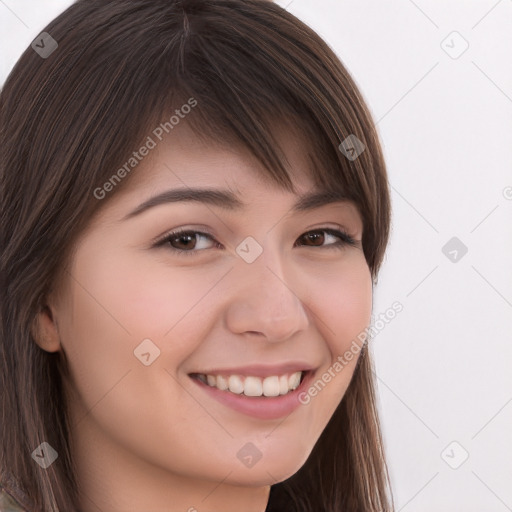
[{"left": 153, "top": 227, "right": 358, "bottom": 256}]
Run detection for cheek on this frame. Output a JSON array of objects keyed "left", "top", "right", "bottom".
[
  {"left": 64, "top": 246, "right": 218, "bottom": 346},
  {"left": 297, "top": 255, "right": 372, "bottom": 413},
  {"left": 56, "top": 250, "right": 222, "bottom": 471},
  {"left": 57, "top": 248, "right": 224, "bottom": 412},
  {"left": 292, "top": 254, "right": 373, "bottom": 402},
  {"left": 311, "top": 255, "right": 373, "bottom": 356}
]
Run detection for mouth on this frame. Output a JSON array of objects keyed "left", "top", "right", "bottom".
[
  {"left": 189, "top": 370, "right": 308, "bottom": 398},
  {"left": 188, "top": 369, "right": 315, "bottom": 420}
]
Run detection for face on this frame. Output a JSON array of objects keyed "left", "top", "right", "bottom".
[{"left": 38, "top": 123, "right": 372, "bottom": 506}]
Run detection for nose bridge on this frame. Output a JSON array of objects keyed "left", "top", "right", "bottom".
[{"left": 225, "top": 239, "right": 309, "bottom": 341}]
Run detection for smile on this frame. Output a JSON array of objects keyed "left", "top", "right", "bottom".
[
  {"left": 194, "top": 371, "right": 304, "bottom": 397},
  {"left": 189, "top": 370, "right": 315, "bottom": 420}
]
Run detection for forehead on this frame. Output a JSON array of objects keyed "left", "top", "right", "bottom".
[
  {"left": 124, "top": 120, "right": 317, "bottom": 194},
  {"left": 77, "top": 120, "right": 363, "bottom": 249},
  {"left": 87, "top": 119, "right": 358, "bottom": 230}
]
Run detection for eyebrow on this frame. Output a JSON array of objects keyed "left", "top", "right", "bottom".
[{"left": 122, "top": 187, "right": 351, "bottom": 221}]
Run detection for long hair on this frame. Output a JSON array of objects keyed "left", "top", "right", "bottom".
[{"left": 0, "top": 1, "right": 393, "bottom": 510}]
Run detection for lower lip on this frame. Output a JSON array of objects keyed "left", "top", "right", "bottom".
[{"left": 189, "top": 371, "right": 315, "bottom": 420}]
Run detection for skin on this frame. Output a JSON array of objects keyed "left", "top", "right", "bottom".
[{"left": 33, "top": 122, "right": 373, "bottom": 512}]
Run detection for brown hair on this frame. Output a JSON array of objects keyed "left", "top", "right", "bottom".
[{"left": 0, "top": 0, "right": 393, "bottom": 510}]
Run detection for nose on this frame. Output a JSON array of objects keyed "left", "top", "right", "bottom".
[{"left": 224, "top": 245, "right": 309, "bottom": 342}]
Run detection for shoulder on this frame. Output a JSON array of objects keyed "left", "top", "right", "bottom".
[{"left": 0, "top": 483, "right": 30, "bottom": 512}]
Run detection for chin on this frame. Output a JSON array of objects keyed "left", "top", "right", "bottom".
[{"left": 233, "top": 454, "right": 308, "bottom": 487}]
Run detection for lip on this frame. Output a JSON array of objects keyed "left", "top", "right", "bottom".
[
  {"left": 188, "top": 362, "right": 316, "bottom": 378},
  {"left": 189, "top": 369, "right": 316, "bottom": 420}
]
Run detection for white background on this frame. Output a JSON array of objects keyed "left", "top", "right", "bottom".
[{"left": 1, "top": 1, "right": 511, "bottom": 510}]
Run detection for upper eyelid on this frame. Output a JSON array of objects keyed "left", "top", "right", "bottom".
[{"left": 153, "top": 227, "right": 216, "bottom": 247}]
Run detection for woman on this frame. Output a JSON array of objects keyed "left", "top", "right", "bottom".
[{"left": 0, "top": 0, "right": 394, "bottom": 510}]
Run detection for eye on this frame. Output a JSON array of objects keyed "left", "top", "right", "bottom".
[
  {"left": 295, "top": 228, "right": 357, "bottom": 249},
  {"left": 155, "top": 229, "right": 220, "bottom": 254},
  {"left": 153, "top": 227, "right": 358, "bottom": 256}
]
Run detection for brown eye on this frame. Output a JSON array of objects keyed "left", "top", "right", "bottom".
[
  {"left": 298, "top": 231, "right": 326, "bottom": 247},
  {"left": 157, "top": 230, "right": 219, "bottom": 255},
  {"left": 295, "top": 228, "right": 356, "bottom": 249},
  {"left": 169, "top": 232, "right": 200, "bottom": 250}
]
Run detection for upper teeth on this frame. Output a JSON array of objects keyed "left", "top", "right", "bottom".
[{"left": 198, "top": 371, "right": 303, "bottom": 397}]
